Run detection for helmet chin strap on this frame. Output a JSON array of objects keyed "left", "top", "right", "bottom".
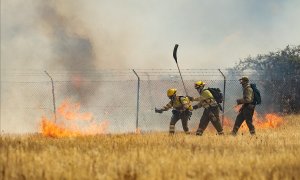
[
  {"left": 197, "top": 87, "right": 203, "bottom": 94},
  {"left": 169, "top": 95, "right": 176, "bottom": 100},
  {"left": 240, "top": 81, "right": 247, "bottom": 85}
]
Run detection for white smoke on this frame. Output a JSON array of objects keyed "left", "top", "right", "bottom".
[{"left": 1, "top": 0, "right": 300, "bottom": 133}]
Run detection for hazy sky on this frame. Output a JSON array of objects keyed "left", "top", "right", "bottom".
[
  {"left": 1, "top": 0, "right": 300, "bottom": 133},
  {"left": 1, "top": 0, "right": 300, "bottom": 70}
]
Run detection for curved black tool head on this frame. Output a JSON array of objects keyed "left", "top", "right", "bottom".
[{"left": 173, "top": 44, "right": 179, "bottom": 63}]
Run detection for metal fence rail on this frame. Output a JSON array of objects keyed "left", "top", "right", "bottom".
[{"left": 0, "top": 69, "right": 292, "bottom": 134}]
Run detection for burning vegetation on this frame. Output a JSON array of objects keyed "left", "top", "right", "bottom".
[
  {"left": 41, "top": 100, "right": 109, "bottom": 138},
  {"left": 223, "top": 112, "right": 284, "bottom": 131},
  {"left": 2, "top": 115, "right": 300, "bottom": 179},
  {"left": 41, "top": 100, "right": 285, "bottom": 138}
]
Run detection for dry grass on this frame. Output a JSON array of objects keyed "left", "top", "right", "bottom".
[{"left": 1, "top": 115, "right": 300, "bottom": 180}]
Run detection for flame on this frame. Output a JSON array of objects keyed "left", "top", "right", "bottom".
[
  {"left": 57, "top": 101, "right": 92, "bottom": 121},
  {"left": 41, "top": 116, "right": 81, "bottom": 138},
  {"left": 224, "top": 111, "right": 284, "bottom": 131},
  {"left": 252, "top": 112, "right": 284, "bottom": 129},
  {"left": 40, "top": 100, "right": 109, "bottom": 138}
]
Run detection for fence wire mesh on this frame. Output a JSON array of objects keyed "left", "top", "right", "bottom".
[{"left": 0, "top": 69, "right": 295, "bottom": 133}]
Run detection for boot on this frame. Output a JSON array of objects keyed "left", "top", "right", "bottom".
[
  {"left": 218, "top": 131, "right": 224, "bottom": 135},
  {"left": 231, "top": 131, "right": 237, "bottom": 136},
  {"left": 250, "top": 129, "right": 256, "bottom": 135},
  {"left": 169, "top": 125, "right": 175, "bottom": 134},
  {"left": 231, "top": 126, "right": 239, "bottom": 136},
  {"left": 196, "top": 129, "right": 203, "bottom": 136}
]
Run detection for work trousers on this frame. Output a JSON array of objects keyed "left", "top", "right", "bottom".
[
  {"left": 232, "top": 105, "right": 255, "bottom": 135},
  {"left": 196, "top": 106, "right": 223, "bottom": 135},
  {"left": 169, "top": 110, "right": 191, "bottom": 134}
]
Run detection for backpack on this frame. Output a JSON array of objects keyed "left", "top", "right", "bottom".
[
  {"left": 250, "top": 83, "right": 261, "bottom": 105},
  {"left": 207, "top": 88, "right": 223, "bottom": 104}
]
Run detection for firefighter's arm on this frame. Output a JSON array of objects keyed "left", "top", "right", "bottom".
[
  {"left": 155, "top": 101, "right": 172, "bottom": 113},
  {"left": 237, "top": 88, "right": 253, "bottom": 104},
  {"left": 193, "top": 96, "right": 205, "bottom": 102},
  {"left": 193, "top": 91, "right": 212, "bottom": 109},
  {"left": 236, "top": 98, "right": 243, "bottom": 105},
  {"left": 181, "top": 97, "right": 193, "bottom": 111},
  {"left": 187, "top": 96, "right": 195, "bottom": 101},
  {"left": 192, "top": 98, "right": 203, "bottom": 109},
  {"left": 194, "top": 90, "right": 212, "bottom": 101},
  {"left": 192, "top": 103, "right": 202, "bottom": 110},
  {"left": 193, "top": 96, "right": 205, "bottom": 109},
  {"left": 202, "top": 90, "right": 213, "bottom": 99}
]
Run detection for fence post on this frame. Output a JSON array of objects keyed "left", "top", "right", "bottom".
[
  {"left": 0, "top": 80, "right": 1, "bottom": 134},
  {"left": 218, "top": 69, "right": 226, "bottom": 126},
  {"left": 44, "top": 71, "right": 57, "bottom": 123},
  {"left": 132, "top": 69, "right": 140, "bottom": 131},
  {"left": 0, "top": 84, "right": 1, "bottom": 134}
]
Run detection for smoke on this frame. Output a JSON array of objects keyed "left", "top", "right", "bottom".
[
  {"left": 36, "top": 1, "right": 99, "bottom": 103},
  {"left": 38, "top": 1, "right": 96, "bottom": 70},
  {"left": 1, "top": 0, "right": 300, "bottom": 133},
  {"left": 2, "top": 0, "right": 300, "bottom": 70},
  {"left": 2, "top": 0, "right": 149, "bottom": 103}
]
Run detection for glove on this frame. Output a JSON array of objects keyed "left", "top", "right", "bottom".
[
  {"left": 187, "top": 96, "right": 194, "bottom": 101},
  {"left": 192, "top": 105, "right": 199, "bottom": 110},
  {"left": 236, "top": 99, "right": 243, "bottom": 105},
  {"left": 155, "top": 108, "right": 163, "bottom": 113}
]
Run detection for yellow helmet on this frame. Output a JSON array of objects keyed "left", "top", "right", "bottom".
[
  {"left": 167, "top": 88, "right": 177, "bottom": 97},
  {"left": 194, "top": 81, "right": 206, "bottom": 89}
]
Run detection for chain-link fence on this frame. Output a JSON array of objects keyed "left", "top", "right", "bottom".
[{"left": 0, "top": 69, "right": 293, "bottom": 134}]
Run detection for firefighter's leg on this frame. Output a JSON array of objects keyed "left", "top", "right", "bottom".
[
  {"left": 196, "top": 109, "right": 210, "bottom": 136},
  {"left": 244, "top": 107, "right": 255, "bottom": 135},
  {"left": 180, "top": 113, "right": 190, "bottom": 134},
  {"left": 209, "top": 107, "right": 224, "bottom": 135},
  {"left": 170, "top": 112, "right": 180, "bottom": 134},
  {"left": 232, "top": 111, "right": 245, "bottom": 135}
]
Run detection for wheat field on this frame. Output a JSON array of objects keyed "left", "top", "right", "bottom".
[{"left": 1, "top": 115, "right": 300, "bottom": 180}]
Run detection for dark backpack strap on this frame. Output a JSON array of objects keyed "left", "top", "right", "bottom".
[
  {"left": 171, "top": 96, "right": 183, "bottom": 106},
  {"left": 178, "top": 96, "right": 184, "bottom": 105}
]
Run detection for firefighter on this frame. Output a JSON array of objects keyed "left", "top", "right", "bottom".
[
  {"left": 231, "top": 76, "right": 256, "bottom": 135},
  {"left": 155, "top": 88, "right": 193, "bottom": 134},
  {"left": 192, "top": 81, "right": 224, "bottom": 136}
]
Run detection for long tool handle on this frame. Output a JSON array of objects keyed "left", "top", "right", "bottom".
[
  {"left": 173, "top": 44, "right": 188, "bottom": 96},
  {"left": 176, "top": 62, "right": 188, "bottom": 96}
]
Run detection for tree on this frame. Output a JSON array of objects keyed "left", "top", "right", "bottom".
[{"left": 235, "top": 45, "right": 300, "bottom": 114}]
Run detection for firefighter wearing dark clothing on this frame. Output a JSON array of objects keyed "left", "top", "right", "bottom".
[
  {"left": 155, "top": 88, "right": 193, "bottom": 134},
  {"left": 192, "top": 81, "right": 224, "bottom": 136},
  {"left": 231, "top": 76, "right": 256, "bottom": 135}
]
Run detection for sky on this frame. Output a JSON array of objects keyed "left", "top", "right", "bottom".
[
  {"left": 1, "top": 0, "right": 300, "bottom": 133},
  {"left": 1, "top": 0, "right": 300, "bottom": 70}
]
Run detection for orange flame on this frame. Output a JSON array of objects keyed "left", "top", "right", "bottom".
[
  {"left": 224, "top": 111, "right": 284, "bottom": 131},
  {"left": 41, "top": 116, "right": 81, "bottom": 138},
  {"left": 40, "top": 100, "right": 109, "bottom": 138},
  {"left": 57, "top": 101, "right": 92, "bottom": 121},
  {"left": 252, "top": 112, "right": 284, "bottom": 129}
]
